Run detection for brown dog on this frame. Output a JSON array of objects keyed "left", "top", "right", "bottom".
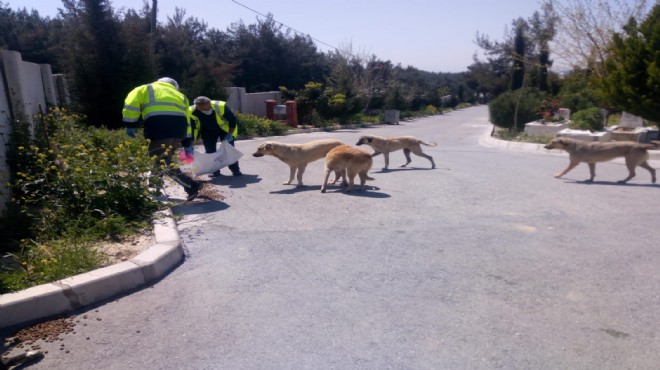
[
  {"left": 321, "top": 145, "right": 374, "bottom": 193},
  {"left": 253, "top": 139, "right": 344, "bottom": 186},
  {"left": 544, "top": 137, "right": 657, "bottom": 183},
  {"left": 356, "top": 135, "right": 437, "bottom": 170}
]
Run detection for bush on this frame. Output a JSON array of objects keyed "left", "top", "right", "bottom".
[
  {"left": 489, "top": 88, "right": 546, "bottom": 131},
  {"left": 237, "top": 113, "right": 289, "bottom": 137},
  {"left": 570, "top": 107, "right": 604, "bottom": 131},
  {"left": 1, "top": 108, "right": 163, "bottom": 293}
]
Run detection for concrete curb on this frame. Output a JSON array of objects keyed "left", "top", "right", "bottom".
[
  {"left": 0, "top": 209, "right": 183, "bottom": 330},
  {"left": 479, "top": 125, "right": 660, "bottom": 162}
]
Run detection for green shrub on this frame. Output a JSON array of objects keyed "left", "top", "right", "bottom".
[
  {"left": 1, "top": 108, "right": 163, "bottom": 292},
  {"left": 489, "top": 88, "right": 546, "bottom": 131},
  {"left": 570, "top": 107, "right": 604, "bottom": 131},
  {"left": 237, "top": 113, "right": 289, "bottom": 137}
]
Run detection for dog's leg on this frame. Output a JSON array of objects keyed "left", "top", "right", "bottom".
[
  {"left": 382, "top": 152, "right": 390, "bottom": 170},
  {"left": 587, "top": 163, "right": 597, "bottom": 182},
  {"left": 638, "top": 161, "right": 656, "bottom": 183},
  {"left": 400, "top": 148, "right": 412, "bottom": 167},
  {"left": 346, "top": 169, "right": 357, "bottom": 192},
  {"left": 411, "top": 147, "right": 435, "bottom": 169},
  {"left": 618, "top": 159, "right": 638, "bottom": 183},
  {"left": 329, "top": 170, "right": 339, "bottom": 184},
  {"left": 340, "top": 168, "right": 348, "bottom": 186},
  {"left": 320, "top": 167, "right": 332, "bottom": 193},
  {"left": 358, "top": 172, "right": 369, "bottom": 190},
  {"left": 296, "top": 164, "right": 307, "bottom": 187},
  {"left": 555, "top": 160, "right": 580, "bottom": 179},
  {"left": 284, "top": 165, "right": 296, "bottom": 185}
]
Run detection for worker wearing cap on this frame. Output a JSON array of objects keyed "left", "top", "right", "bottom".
[
  {"left": 122, "top": 77, "right": 202, "bottom": 201},
  {"left": 189, "top": 96, "right": 242, "bottom": 177}
]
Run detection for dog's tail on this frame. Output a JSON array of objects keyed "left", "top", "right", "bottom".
[{"left": 420, "top": 140, "right": 438, "bottom": 147}]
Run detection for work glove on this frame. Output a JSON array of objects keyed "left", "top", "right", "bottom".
[
  {"left": 224, "top": 134, "right": 234, "bottom": 142},
  {"left": 126, "top": 127, "right": 136, "bottom": 138},
  {"left": 179, "top": 146, "right": 195, "bottom": 163}
]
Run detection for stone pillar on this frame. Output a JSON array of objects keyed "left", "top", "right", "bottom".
[
  {"left": 265, "top": 99, "right": 276, "bottom": 120},
  {"left": 285, "top": 100, "right": 298, "bottom": 127}
]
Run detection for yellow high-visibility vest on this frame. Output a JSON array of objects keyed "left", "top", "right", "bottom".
[
  {"left": 122, "top": 81, "right": 191, "bottom": 129},
  {"left": 189, "top": 100, "right": 233, "bottom": 138}
]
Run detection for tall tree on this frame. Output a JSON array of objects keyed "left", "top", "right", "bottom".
[
  {"left": 600, "top": 4, "right": 660, "bottom": 122},
  {"left": 528, "top": 2, "right": 558, "bottom": 91},
  {"left": 545, "top": 0, "right": 651, "bottom": 76},
  {"left": 511, "top": 19, "right": 527, "bottom": 90},
  {"left": 58, "top": 0, "right": 125, "bottom": 127},
  {"left": 227, "top": 15, "right": 324, "bottom": 92}
]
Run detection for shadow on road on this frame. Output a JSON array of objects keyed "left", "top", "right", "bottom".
[
  {"left": 561, "top": 179, "right": 660, "bottom": 187},
  {"left": 170, "top": 198, "right": 230, "bottom": 215},
  {"left": 269, "top": 184, "right": 390, "bottom": 198},
  {"left": 207, "top": 173, "right": 261, "bottom": 188}
]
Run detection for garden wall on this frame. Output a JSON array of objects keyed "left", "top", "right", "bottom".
[{"left": 0, "top": 50, "right": 65, "bottom": 214}]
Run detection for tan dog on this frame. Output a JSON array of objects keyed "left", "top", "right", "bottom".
[
  {"left": 321, "top": 145, "right": 374, "bottom": 193},
  {"left": 253, "top": 139, "right": 344, "bottom": 186},
  {"left": 544, "top": 137, "right": 657, "bottom": 183},
  {"left": 356, "top": 135, "right": 437, "bottom": 170}
]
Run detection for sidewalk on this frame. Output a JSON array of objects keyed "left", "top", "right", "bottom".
[{"left": 2, "top": 122, "right": 658, "bottom": 330}]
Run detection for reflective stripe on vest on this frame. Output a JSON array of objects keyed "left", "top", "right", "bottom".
[{"left": 212, "top": 100, "right": 230, "bottom": 133}]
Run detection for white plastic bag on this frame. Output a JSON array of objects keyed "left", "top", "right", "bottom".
[
  {"left": 215, "top": 140, "right": 244, "bottom": 169},
  {"left": 180, "top": 142, "right": 243, "bottom": 176}
]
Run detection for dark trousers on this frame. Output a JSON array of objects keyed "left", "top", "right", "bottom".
[
  {"left": 149, "top": 138, "right": 198, "bottom": 190},
  {"left": 201, "top": 131, "right": 241, "bottom": 174}
]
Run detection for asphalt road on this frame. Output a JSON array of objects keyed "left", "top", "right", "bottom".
[{"left": 23, "top": 106, "right": 660, "bottom": 369}]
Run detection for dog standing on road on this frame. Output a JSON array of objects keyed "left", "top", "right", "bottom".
[
  {"left": 252, "top": 139, "right": 344, "bottom": 186},
  {"left": 356, "top": 135, "right": 437, "bottom": 170},
  {"left": 321, "top": 145, "right": 374, "bottom": 193},
  {"left": 544, "top": 137, "right": 657, "bottom": 183}
]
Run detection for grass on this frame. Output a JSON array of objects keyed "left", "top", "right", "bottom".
[{"left": 493, "top": 127, "right": 553, "bottom": 144}]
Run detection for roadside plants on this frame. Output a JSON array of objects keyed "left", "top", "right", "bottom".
[{"left": 1, "top": 108, "right": 164, "bottom": 293}]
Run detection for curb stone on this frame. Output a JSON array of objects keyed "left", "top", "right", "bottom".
[{"left": 0, "top": 209, "right": 183, "bottom": 330}]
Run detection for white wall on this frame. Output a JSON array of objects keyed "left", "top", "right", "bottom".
[{"left": 0, "top": 50, "right": 62, "bottom": 214}]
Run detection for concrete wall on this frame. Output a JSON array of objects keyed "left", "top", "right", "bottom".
[
  {"left": 226, "top": 87, "right": 281, "bottom": 117},
  {"left": 0, "top": 50, "right": 62, "bottom": 214}
]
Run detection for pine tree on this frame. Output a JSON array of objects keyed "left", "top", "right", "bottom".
[{"left": 601, "top": 4, "right": 660, "bottom": 122}]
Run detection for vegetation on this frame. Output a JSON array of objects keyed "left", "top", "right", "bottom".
[
  {"left": 0, "top": 109, "right": 163, "bottom": 293},
  {"left": 237, "top": 113, "right": 290, "bottom": 137},
  {"left": 488, "top": 88, "right": 547, "bottom": 131},
  {"left": 600, "top": 3, "right": 660, "bottom": 123},
  {"left": 570, "top": 107, "right": 604, "bottom": 131},
  {"left": 0, "top": 1, "right": 469, "bottom": 129}
]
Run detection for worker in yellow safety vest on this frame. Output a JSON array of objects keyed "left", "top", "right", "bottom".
[
  {"left": 122, "top": 77, "right": 202, "bottom": 201},
  {"left": 189, "top": 96, "right": 242, "bottom": 177}
]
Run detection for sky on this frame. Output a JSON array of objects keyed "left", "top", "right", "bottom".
[{"left": 9, "top": 0, "right": 544, "bottom": 73}]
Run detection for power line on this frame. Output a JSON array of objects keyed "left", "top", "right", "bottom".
[{"left": 230, "top": 0, "right": 342, "bottom": 53}]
